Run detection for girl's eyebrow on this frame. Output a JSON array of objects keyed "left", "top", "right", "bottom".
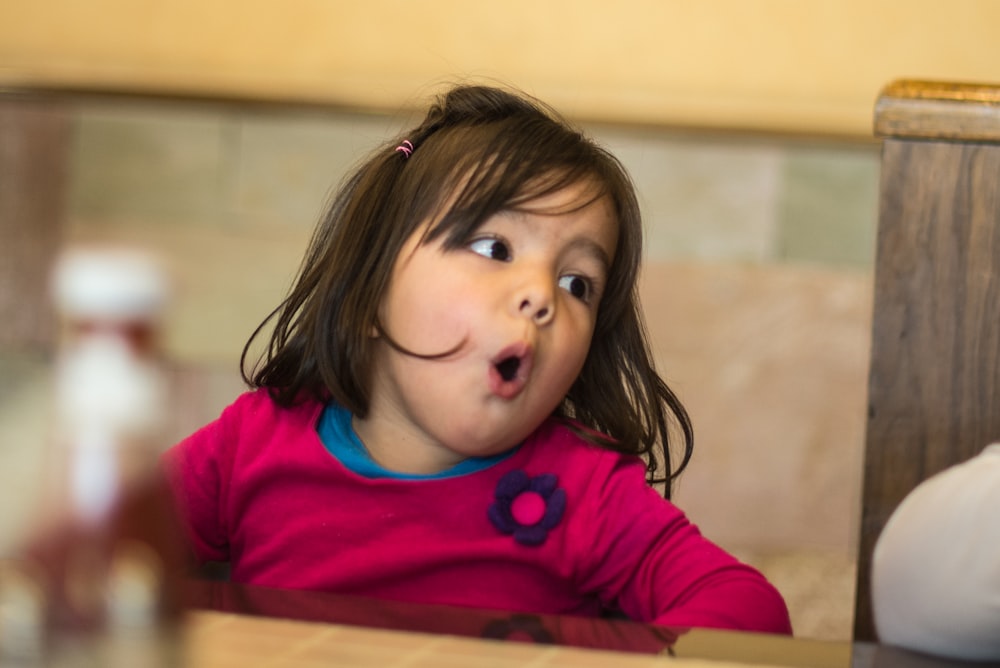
[{"left": 567, "top": 237, "right": 613, "bottom": 275}]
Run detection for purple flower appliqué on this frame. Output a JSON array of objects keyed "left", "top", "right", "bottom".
[{"left": 488, "top": 470, "right": 566, "bottom": 546}]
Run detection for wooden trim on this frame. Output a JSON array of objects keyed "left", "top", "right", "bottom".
[
  {"left": 874, "top": 80, "right": 1000, "bottom": 142},
  {"left": 856, "top": 85, "right": 1000, "bottom": 641}
]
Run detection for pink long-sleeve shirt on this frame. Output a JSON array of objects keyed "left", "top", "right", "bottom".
[{"left": 163, "top": 389, "right": 791, "bottom": 635}]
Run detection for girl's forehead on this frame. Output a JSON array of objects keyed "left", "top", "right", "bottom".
[
  {"left": 410, "top": 181, "right": 617, "bottom": 249},
  {"left": 407, "top": 167, "right": 623, "bottom": 255},
  {"left": 513, "top": 177, "right": 611, "bottom": 216},
  {"left": 512, "top": 179, "right": 619, "bottom": 245}
]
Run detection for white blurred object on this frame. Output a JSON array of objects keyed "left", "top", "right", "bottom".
[
  {"left": 52, "top": 246, "right": 169, "bottom": 324},
  {"left": 872, "top": 443, "right": 1000, "bottom": 661},
  {"left": 51, "top": 246, "right": 170, "bottom": 524},
  {"left": 56, "top": 334, "right": 166, "bottom": 524}
]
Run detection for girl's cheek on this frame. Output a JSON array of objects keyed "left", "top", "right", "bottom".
[{"left": 408, "top": 289, "right": 475, "bottom": 349}]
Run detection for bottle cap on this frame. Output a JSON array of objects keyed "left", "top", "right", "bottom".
[{"left": 52, "top": 246, "right": 169, "bottom": 323}]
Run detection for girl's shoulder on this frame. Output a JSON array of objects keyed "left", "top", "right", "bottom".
[
  {"left": 219, "top": 387, "right": 324, "bottom": 425},
  {"left": 517, "top": 417, "right": 651, "bottom": 490},
  {"left": 167, "top": 388, "right": 331, "bottom": 482},
  {"left": 522, "top": 416, "right": 637, "bottom": 458},
  {"left": 185, "top": 387, "right": 325, "bottom": 456}
]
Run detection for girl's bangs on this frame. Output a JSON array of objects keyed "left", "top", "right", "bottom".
[{"left": 421, "top": 134, "right": 610, "bottom": 248}]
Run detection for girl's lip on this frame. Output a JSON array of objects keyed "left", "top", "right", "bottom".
[{"left": 488, "top": 342, "right": 533, "bottom": 399}]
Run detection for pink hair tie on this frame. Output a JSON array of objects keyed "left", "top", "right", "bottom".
[{"left": 395, "top": 140, "right": 414, "bottom": 158}]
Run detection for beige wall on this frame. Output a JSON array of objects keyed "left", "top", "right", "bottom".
[{"left": 2, "top": 1, "right": 1000, "bottom": 136}]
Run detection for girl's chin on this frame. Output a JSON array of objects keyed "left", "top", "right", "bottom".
[{"left": 443, "top": 431, "right": 531, "bottom": 460}]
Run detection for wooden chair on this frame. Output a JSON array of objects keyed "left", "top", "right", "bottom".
[{"left": 854, "top": 80, "right": 1000, "bottom": 641}]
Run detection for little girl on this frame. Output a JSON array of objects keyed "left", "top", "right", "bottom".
[{"left": 164, "top": 84, "right": 792, "bottom": 635}]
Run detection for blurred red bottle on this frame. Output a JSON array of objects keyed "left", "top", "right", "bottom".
[{"left": 1, "top": 246, "right": 187, "bottom": 667}]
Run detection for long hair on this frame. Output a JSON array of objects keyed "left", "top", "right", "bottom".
[{"left": 242, "top": 84, "right": 693, "bottom": 497}]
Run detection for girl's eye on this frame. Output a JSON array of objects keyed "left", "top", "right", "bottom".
[
  {"left": 558, "top": 275, "right": 592, "bottom": 303},
  {"left": 468, "top": 237, "right": 511, "bottom": 261}
]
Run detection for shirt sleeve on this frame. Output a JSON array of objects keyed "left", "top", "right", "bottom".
[
  {"left": 160, "top": 395, "right": 244, "bottom": 564},
  {"left": 574, "top": 454, "right": 792, "bottom": 635}
]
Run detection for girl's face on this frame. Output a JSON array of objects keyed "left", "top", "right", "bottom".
[{"left": 354, "top": 179, "right": 618, "bottom": 474}]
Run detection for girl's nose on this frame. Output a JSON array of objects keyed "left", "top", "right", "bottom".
[{"left": 515, "top": 276, "right": 555, "bottom": 326}]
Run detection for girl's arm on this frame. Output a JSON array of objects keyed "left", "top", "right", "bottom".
[
  {"left": 576, "top": 456, "right": 792, "bottom": 635},
  {"left": 160, "top": 398, "right": 241, "bottom": 566}
]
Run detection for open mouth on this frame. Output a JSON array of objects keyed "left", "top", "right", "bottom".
[
  {"left": 495, "top": 356, "right": 521, "bottom": 382},
  {"left": 489, "top": 343, "right": 532, "bottom": 399}
]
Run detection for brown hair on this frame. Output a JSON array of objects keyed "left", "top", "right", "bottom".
[{"left": 242, "top": 84, "right": 693, "bottom": 496}]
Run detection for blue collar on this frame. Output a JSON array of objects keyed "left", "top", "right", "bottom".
[{"left": 317, "top": 403, "right": 515, "bottom": 480}]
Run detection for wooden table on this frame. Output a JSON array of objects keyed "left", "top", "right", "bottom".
[
  {"left": 176, "top": 580, "right": 983, "bottom": 668},
  {"left": 186, "top": 611, "right": 777, "bottom": 668}
]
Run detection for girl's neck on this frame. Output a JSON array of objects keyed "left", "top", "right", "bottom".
[{"left": 351, "top": 413, "right": 467, "bottom": 476}]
